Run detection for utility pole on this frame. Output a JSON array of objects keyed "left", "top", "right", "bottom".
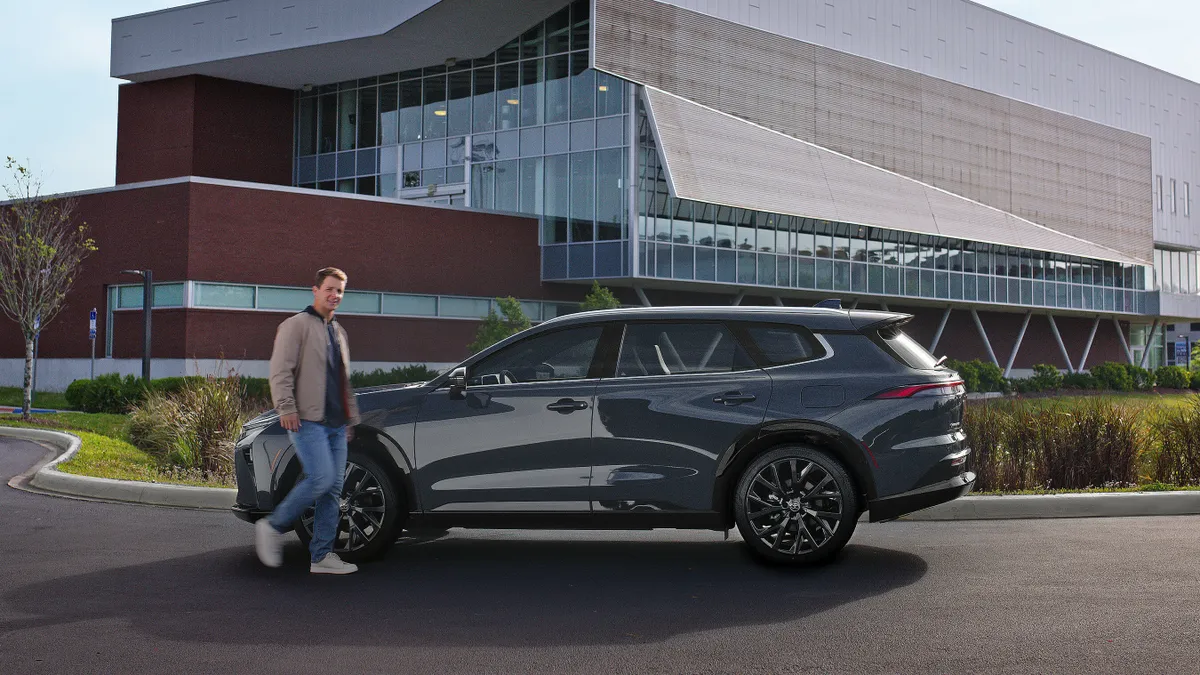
[{"left": 120, "top": 269, "right": 153, "bottom": 381}]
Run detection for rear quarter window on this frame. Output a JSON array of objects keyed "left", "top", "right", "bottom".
[
  {"left": 737, "top": 323, "right": 826, "bottom": 367},
  {"left": 878, "top": 325, "right": 940, "bottom": 369}
]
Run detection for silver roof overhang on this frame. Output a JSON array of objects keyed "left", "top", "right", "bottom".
[
  {"left": 642, "top": 86, "right": 1145, "bottom": 266},
  {"left": 112, "top": 0, "right": 570, "bottom": 88}
]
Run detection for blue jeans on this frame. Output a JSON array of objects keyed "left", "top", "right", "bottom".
[{"left": 267, "top": 421, "right": 347, "bottom": 563}]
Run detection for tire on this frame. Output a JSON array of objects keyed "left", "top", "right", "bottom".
[
  {"left": 733, "top": 445, "right": 860, "bottom": 566},
  {"left": 294, "top": 449, "right": 404, "bottom": 563}
]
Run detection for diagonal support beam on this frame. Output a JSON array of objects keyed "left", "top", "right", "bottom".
[
  {"left": 773, "top": 295, "right": 785, "bottom": 307},
  {"left": 1138, "top": 319, "right": 1161, "bottom": 369},
  {"left": 849, "top": 298, "right": 860, "bottom": 310},
  {"left": 879, "top": 302, "right": 889, "bottom": 312},
  {"left": 929, "top": 306, "right": 952, "bottom": 354},
  {"left": 970, "top": 309, "right": 999, "bottom": 367},
  {"left": 1047, "top": 314, "right": 1075, "bottom": 374},
  {"left": 1077, "top": 316, "right": 1101, "bottom": 372},
  {"left": 731, "top": 290, "right": 745, "bottom": 306},
  {"left": 1004, "top": 311, "right": 1032, "bottom": 378},
  {"left": 634, "top": 286, "right": 652, "bottom": 307},
  {"left": 1113, "top": 318, "right": 1134, "bottom": 365}
]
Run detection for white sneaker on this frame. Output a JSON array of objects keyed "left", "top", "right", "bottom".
[
  {"left": 255, "top": 518, "right": 283, "bottom": 568},
  {"left": 310, "top": 553, "right": 358, "bottom": 575}
]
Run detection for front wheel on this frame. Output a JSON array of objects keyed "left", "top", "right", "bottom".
[
  {"left": 295, "top": 450, "right": 403, "bottom": 563},
  {"left": 733, "top": 446, "right": 859, "bottom": 565}
]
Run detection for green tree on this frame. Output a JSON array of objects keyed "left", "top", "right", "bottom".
[
  {"left": 468, "top": 297, "right": 531, "bottom": 354},
  {"left": 0, "top": 158, "right": 96, "bottom": 419},
  {"left": 580, "top": 281, "right": 622, "bottom": 311}
]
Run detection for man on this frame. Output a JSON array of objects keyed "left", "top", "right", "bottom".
[{"left": 256, "top": 267, "right": 361, "bottom": 574}]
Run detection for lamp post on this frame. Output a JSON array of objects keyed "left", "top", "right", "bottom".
[{"left": 120, "top": 269, "right": 153, "bottom": 381}]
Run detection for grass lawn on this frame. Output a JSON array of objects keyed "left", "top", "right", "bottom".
[
  {"left": 2, "top": 412, "right": 233, "bottom": 488},
  {"left": 0, "top": 386, "right": 71, "bottom": 410}
]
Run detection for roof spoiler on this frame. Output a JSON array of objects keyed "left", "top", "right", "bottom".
[{"left": 847, "top": 310, "right": 913, "bottom": 332}]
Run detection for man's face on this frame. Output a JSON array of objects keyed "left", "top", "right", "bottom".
[{"left": 312, "top": 276, "right": 346, "bottom": 315}]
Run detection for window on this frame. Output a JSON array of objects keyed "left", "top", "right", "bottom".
[
  {"left": 616, "top": 323, "right": 755, "bottom": 377},
  {"left": 878, "top": 325, "right": 941, "bottom": 369},
  {"left": 1171, "top": 179, "right": 1177, "bottom": 214},
  {"left": 470, "top": 326, "right": 602, "bottom": 384},
  {"left": 1157, "top": 175, "right": 1164, "bottom": 211},
  {"left": 739, "top": 324, "right": 825, "bottom": 366},
  {"left": 1187, "top": 182, "right": 1191, "bottom": 217}
]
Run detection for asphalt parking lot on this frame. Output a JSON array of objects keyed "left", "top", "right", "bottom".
[{"left": 1, "top": 437, "right": 1197, "bottom": 674}]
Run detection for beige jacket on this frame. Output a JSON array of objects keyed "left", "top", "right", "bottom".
[{"left": 268, "top": 307, "right": 360, "bottom": 425}]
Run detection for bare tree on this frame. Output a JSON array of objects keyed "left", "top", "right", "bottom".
[{"left": 0, "top": 158, "right": 96, "bottom": 419}]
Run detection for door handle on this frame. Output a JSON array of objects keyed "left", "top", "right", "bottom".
[
  {"left": 713, "top": 391, "right": 757, "bottom": 406},
  {"left": 547, "top": 398, "right": 589, "bottom": 413}
]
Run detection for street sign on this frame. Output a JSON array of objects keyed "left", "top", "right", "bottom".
[{"left": 89, "top": 308, "right": 97, "bottom": 340}]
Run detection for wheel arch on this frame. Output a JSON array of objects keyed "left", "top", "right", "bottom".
[
  {"left": 713, "top": 421, "right": 878, "bottom": 528},
  {"left": 272, "top": 424, "right": 419, "bottom": 516}
]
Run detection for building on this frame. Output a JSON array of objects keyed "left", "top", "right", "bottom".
[{"left": 5, "top": 0, "right": 1199, "bottom": 388}]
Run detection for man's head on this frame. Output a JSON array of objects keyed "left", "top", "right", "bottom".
[{"left": 312, "top": 267, "right": 347, "bottom": 318}]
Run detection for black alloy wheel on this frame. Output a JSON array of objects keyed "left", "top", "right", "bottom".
[
  {"left": 295, "top": 450, "right": 401, "bottom": 563},
  {"left": 733, "top": 445, "right": 859, "bottom": 565}
]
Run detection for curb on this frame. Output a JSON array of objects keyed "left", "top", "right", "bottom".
[
  {"left": 903, "top": 491, "right": 1200, "bottom": 520},
  {"left": 2, "top": 426, "right": 235, "bottom": 510}
]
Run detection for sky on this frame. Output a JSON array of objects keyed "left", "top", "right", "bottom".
[{"left": 2, "top": 0, "right": 1200, "bottom": 196}]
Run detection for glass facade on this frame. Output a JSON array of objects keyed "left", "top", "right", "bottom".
[
  {"left": 603, "top": 106, "right": 1154, "bottom": 314},
  {"left": 293, "top": 0, "right": 629, "bottom": 276},
  {"left": 1153, "top": 247, "right": 1200, "bottom": 294}
]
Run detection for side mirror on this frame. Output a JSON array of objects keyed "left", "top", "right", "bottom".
[{"left": 448, "top": 366, "right": 467, "bottom": 390}]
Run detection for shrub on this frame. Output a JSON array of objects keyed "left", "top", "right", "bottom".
[
  {"left": 128, "top": 374, "right": 246, "bottom": 480},
  {"left": 1124, "top": 364, "right": 1156, "bottom": 391},
  {"left": 65, "top": 374, "right": 148, "bottom": 414},
  {"left": 350, "top": 364, "right": 442, "bottom": 388},
  {"left": 964, "top": 398, "right": 1143, "bottom": 492},
  {"left": 468, "top": 296, "right": 531, "bottom": 355},
  {"left": 1155, "top": 366, "right": 1191, "bottom": 390},
  {"left": 1062, "top": 372, "right": 1099, "bottom": 390},
  {"left": 1030, "top": 364, "right": 1064, "bottom": 391},
  {"left": 945, "top": 359, "right": 1005, "bottom": 393},
  {"left": 1151, "top": 396, "right": 1200, "bottom": 486},
  {"left": 1090, "top": 362, "right": 1132, "bottom": 391}
]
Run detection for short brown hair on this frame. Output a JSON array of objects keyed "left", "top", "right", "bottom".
[{"left": 314, "top": 267, "right": 347, "bottom": 287}]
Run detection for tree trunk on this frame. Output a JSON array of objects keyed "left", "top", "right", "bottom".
[{"left": 22, "top": 337, "right": 34, "bottom": 421}]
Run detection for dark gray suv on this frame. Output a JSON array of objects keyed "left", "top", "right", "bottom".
[{"left": 232, "top": 306, "right": 974, "bottom": 565}]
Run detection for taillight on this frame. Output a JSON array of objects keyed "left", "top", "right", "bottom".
[{"left": 872, "top": 380, "right": 965, "bottom": 399}]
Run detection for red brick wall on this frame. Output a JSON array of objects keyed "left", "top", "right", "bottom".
[{"left": 116, "top": 76, "right": 292, "bottom": 186}]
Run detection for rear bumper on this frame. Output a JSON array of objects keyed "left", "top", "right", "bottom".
[
  {"left": 868, "top": 471, "right": 976, "bottom": 522},
  {"left": 232, "top": 503, "right": 269, "bottom": 523}
]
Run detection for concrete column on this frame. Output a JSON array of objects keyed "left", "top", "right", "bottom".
[
  {"left": 1077, "top": 316, "right": 1101, "bottom": 372},
  {"left": 970, "top": 309, "right": 999, "bottom": 367},
  {"left": 929, "top": 306, "right": 952, "bottom": 354},
  {"left": 1004, "top": 311, "right": 1032, "bottom": 378},
  {"left": 1046, "top": 315, "right": 1074, "bottom": 374},
  {"left": 1138, "top": 319, "right": 1161, "bottom": 369},
  {"left": 634, "top": 286, "right": 652, "bottom": 307}
]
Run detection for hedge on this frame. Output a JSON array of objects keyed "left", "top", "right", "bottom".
[{"left": 65, "top": 374, "right": 271, "bottom": 414}]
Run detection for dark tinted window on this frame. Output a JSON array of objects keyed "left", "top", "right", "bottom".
[
  {"left": 879, "top": 326, "right": 940, "bottom": 369},
  {"left": 471, "top": 326, "right": 601, "bottom": 385},
  {"left": 742, "top": 324, "right": 825, "bottom": 366},
  {"left": 616, "top": 323, "right": 755, "bottom": 377}
]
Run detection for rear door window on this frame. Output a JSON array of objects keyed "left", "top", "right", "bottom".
[
  {"left": 616, "top": 323, "right": 756, "bottom": 377},
  {"left": 736, "top": 323, "right": 826, "bottom": 366}
]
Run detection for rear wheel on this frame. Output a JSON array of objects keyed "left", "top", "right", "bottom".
[
  {"left": 733, "top": 445, "right": 859, "bottom": 565},
  {"left": 295, "top": 450, "right": 403, "bottom": 563}
]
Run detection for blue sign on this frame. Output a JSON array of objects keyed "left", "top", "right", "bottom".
[
  {"left": 1176, "top": 340, "right": 1189, "bottom": 366},
  {"left": 89, "top": 308, "right": 97, "bottom": 340}
]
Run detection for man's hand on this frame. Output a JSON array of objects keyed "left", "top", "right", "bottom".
[
  {"left": 280, "top": 413, "right": 301, "bottom": 432},
  {"left": 347, "top": 426, "right": 355, "bottom": 442}
]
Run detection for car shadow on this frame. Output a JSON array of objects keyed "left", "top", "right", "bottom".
[{"left": 0, "top": 534, "right": 926, "bottom": 648}]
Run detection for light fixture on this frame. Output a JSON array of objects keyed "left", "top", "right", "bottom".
[
  {"left": 598, "top": 85, "right": 608, "bottom": 92},
  {"left": 445, "top": 57, "right": 457, "bottom": 68},
  {"left": 301, "top": 83, "right": 314, "bottom": 92},
  {"left": 434, "top": 109, "right": 447, "bottom": 116},
  {"left": 506, "top": 98, "right": 520, "bottom": 105}
]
